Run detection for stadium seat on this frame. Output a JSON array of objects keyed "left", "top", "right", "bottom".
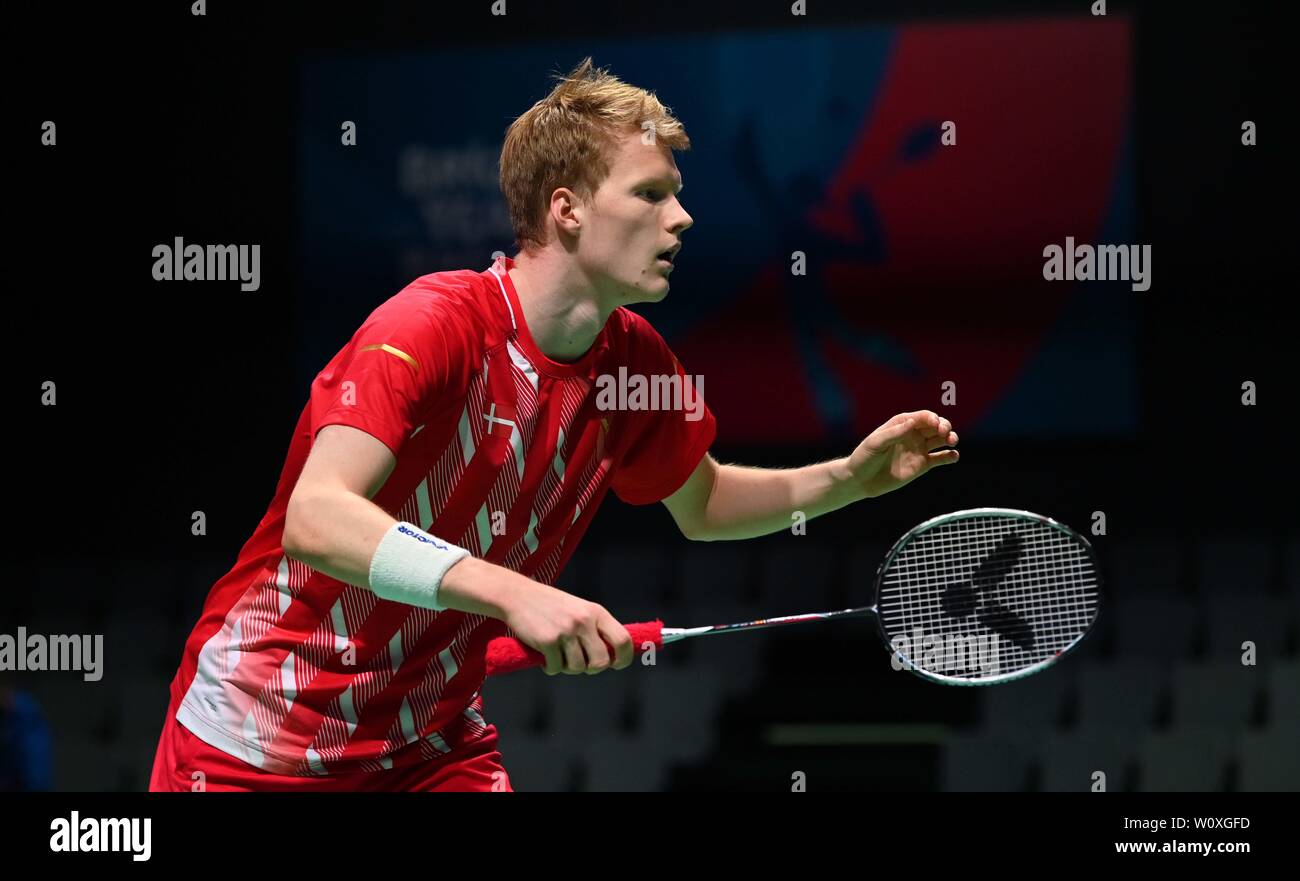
[
  {"left": 1113, "top": 596, "right": 1197, "bottom": 660},
  {"left": 1109, "top": 536, "right": 1183, "bottom": 595},
  {"left": 1237, "top": 726, "right": 1300, "bottom": 791},
  {"left": 756, "top": 541, "right": 838, "bottom": 613},
  {"left": 1076, "top": 661, "right": 1166, "bottom": 728},
  {"left": 581, "top": 734, "right": 669, "bottom": 791},
  {"left": 1170, "top": 662, "right": 1259, "bottom": 729},
  {"left": 940, "top": 731, "right": 1035, "bottom": 792},
  {"left": 678, "top": 543, "right": 755, "bottom": 606},
  {"left": 1037, "top": 728, "right": 1137, "bottom": 792},
  {"left": 496, "top": 732, "right": 576, "bottom": 792},
  {"left": 684, "top": 623, "right": 766, "bottom": 697},
  {"left": 1203, "top": 593, "right": 1290, "bottom": 659},
  {"left": 593, "top": 544, "right": 674, "bottom": 614},
  {"left": 1137, "top": 729, "right": 1233, "bottom": 791},
  {"left": 977, "top": 666, "right": 1073, "bottom": 733},
  {"left": 1285, "top": 533, "right": 1300, "bottom": 597},
  {"left": 1196, "top": 537, "right": 1275, "bottom": 595},
  {"left": 479, "top": 675, "right": 548, "bottom": 735},
  {"left": 636, "top": 667, "right": 723, "bottom": 762},
  {"left": 545, "top": 667, "right": 633, "bottom": 740},
  {"left": 1266, "top": 660, "right": 1300, "bottom": 725}
]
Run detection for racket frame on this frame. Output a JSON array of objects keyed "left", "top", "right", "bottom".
[{"left": 873, "top": 506, "right": 1105, "bottom": 686}]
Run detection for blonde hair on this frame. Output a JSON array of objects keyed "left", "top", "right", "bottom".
[{"left": 499, "top": 57, "right": 691, "bottom": 253}]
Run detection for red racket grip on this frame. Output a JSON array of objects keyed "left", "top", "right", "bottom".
[{"left": 485, "top": 620, "right": 664, "bottom": 677}]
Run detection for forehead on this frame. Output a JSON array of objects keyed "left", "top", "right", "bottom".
[{"left": 602, "top": 128, "right": 681, "bottom": 185}]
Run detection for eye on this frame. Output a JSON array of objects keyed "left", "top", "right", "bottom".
[{"left": 639, "top": 188, "right": 665, "bottom": 202}]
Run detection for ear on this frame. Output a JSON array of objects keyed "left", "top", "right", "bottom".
[{"left": 549, "top": 186, "right": 583, "bottom": 239}]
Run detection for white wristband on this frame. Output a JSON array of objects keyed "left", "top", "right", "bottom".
[{"left": 368, "top": 522, "right": 470, "bottom": 611}]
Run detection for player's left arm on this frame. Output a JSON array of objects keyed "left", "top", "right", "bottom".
[{"left": 662, "top": 410, "right": 959, "bottom": 541}]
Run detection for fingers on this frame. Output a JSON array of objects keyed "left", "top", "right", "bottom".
[
  {"left": 926, "top": 449, "right": 960, "bottom": 467},
  {"left": 926, "top": 429, "right": 958, "bottom": 452},
  {"left": 874, "top": 417, "right": 916, "bottom": 447},
  {"left": 898, "top": 411, "right": 955, "bottom": 440},
  {"left": 527, "top": 597, "right": 629, "bottom": 680},
  {"left": 576, "top": 621, "right": 612, "bottom": 675},
  {"left": 558, "top": 633, "right": 587, "bottom": 675},
  {"left": 542, "top": 643, "right": 564, "bottom": 677},
  {"left": 597, "top": 610, "right": 635, "bottom": 671},
  {"left": 560, "top": 604, "right": 624, "bottom": 675}
]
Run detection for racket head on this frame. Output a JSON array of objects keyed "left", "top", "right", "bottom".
[{"left": 872, "top": 507, "right": 1103, "bottom": 686}]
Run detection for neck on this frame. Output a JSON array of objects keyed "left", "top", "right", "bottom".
[{"left": 507, "top": 248, "right": 612, "bottom": 362}]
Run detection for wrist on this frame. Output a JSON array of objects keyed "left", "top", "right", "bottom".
[
  {"left": 828, "top": 457, "right": 868, "bottom": 503},
  {"left": 438, "top": 556, "right": 520, "bottom": 622},
  {"left": 367, "top": 522, "right": 469, "bottom": 611}
]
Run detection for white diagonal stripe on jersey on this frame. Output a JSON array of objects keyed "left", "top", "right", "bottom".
[
  {"left": 508, "top": 422, "right": 526, "bottom": 480},
  {"left": 425, "top": 731, "right": 450, "bottom": 754},
  {"left": 506, "top": 340, "right": 538, "bottom": 392},
  {"left": 304, "top": 748, "right": 327, "bottom": 776},
  {"left": 463, "top": 704, "right": 487, "bottom": 731},
  {"left": 475, "top": 502, "right": 494, "bottom": 555},
  {"left": 398, "top": 698, "right": 417, "bottom": 742},
  {"left": 329, "top": 599, "right": 350, "bottom": 653},
  {"left": 339, "top": 683, "right": 358, "bottom": 736},
  {"left": 551, "top": 427, "right": 567, "bottom": 480},
  {"left": 226, "top": 616, "right": 244, "bottom": 676},
  {"left": 274, "top": 555, "right": 292, "bottom": 616},
  {"left": 523, "top": 510, "right": 540, "bottom": 554},
  {"left": 415, "top": 477, "right": 434, "bottom": 529},
  {"left": 437, "top": 643, "right": 459, "bottom": 683},
  {"left": 388, "top": 630, "right": 404, "bottom": 673},
  {"left": 457, "top": 404, "right": 476, "bottom": 466},
  {"left": 280, "top": 652, "right": 297, "bottom": 707}
]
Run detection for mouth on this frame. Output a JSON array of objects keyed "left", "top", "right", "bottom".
[{"left": 655, "top": 247, "right": 679, "bottom": 272}]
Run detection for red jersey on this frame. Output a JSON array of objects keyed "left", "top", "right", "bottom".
[{"left": 169, "top": 255, "right": 715, "bottom": 775}]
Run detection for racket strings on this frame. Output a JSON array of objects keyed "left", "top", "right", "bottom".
[{"left": 878, "top": 514, "right": 1099, "bottom": 681}]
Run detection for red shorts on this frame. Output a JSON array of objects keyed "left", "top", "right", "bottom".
[{"left": 148, "top": 711, "right": 513, "bottom": 792}]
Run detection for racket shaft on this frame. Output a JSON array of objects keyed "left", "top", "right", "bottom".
[{"left": 662, "top": 606, "right": 875, "bottom": 644}]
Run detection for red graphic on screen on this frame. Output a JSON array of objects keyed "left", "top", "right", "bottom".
[{"left": 674, "top": 17, "right": 1132, "bottom": 443}]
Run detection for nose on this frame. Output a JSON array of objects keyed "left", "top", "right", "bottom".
[{"left": 669, "top": 196, "right": 694, "bottom": 235}]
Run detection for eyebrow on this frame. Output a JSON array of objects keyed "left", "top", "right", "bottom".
[{"left": 635, "top": 177, "right": 684, "bottom": 194}]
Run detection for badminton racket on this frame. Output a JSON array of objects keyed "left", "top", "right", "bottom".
[{"left": 484, "top": 507, "right": 1102, "bottom": 685}]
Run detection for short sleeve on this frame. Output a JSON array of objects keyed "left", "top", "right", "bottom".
[
  {"left": 610, "top": 317, "right": 717, "bottom": 506},
  {"left": 309, "top": 292, "right": 467, "bottom": 456}
]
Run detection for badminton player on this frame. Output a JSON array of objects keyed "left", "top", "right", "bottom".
[{"left": 149, "top": 58, "right": 959, "bottom": 792}]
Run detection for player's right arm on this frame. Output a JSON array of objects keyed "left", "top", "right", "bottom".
[{"left": 282, "top": 424, "right": 633, "bottom": 675}]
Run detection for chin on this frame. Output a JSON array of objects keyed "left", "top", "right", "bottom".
[
  {"left": 622, "top": 276, "right": 670, "bottom": 305},
  {"left": 641, "top": 282, "right": 670, "bottom": 303}
]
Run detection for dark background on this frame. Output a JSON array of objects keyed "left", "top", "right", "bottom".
[{"left": 9, "top": 0, "right": 1293, "bottom": 792}]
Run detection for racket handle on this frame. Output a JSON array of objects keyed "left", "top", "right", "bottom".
[{"left": 485, "top": 620, "right": 664, "bottom": 677}]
